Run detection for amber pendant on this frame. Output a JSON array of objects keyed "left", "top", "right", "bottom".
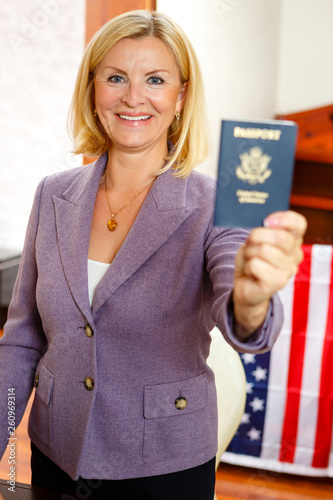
[{"left": 107, "top": 218, "right": 118, "bottom": 231}]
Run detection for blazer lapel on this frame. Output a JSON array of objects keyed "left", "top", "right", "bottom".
[
  {"left": 91, "top": 169, "right": 197, "bottom": 315},
  {"left": 53, "top": 155, "right": 107, "bottom": 324},
  {"left": 52, "top": 153, "right": 197, "bottom": 320}
]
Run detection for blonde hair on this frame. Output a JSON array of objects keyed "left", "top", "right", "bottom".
[{"left": 69, "top": 10, "right": 209, "bottom": 178}]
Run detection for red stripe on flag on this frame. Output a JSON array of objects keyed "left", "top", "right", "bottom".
[
  {"left": 312, "top": 250, "right": 333, "bottom": 468},
  {"left": 279, "top": 245, "right": 312, "bottom": 463}
]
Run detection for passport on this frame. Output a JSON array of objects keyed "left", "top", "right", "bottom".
[{"left": 214, "top": 118, "right": 298, "bottom": 228}]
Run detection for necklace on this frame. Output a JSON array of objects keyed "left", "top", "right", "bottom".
[{"left": 104, "top": 172, "right": 156, "bottom": 231}]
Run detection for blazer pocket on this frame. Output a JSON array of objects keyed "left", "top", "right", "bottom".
[
  {"left": 28, "top": 360, "right": 54, "bottom": 448},
  {"left": 143, "top": 373, "right": 209, "bottom": 463}
]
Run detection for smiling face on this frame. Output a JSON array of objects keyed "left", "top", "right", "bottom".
[{"left": 94, "top": 36, "right": 187, "bottom": 156}]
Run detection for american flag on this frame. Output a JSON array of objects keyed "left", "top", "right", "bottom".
[{"left": 223, "top": 244, "right": 333, "bottom": 477}]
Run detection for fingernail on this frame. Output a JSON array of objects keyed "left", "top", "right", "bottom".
[{"left": 263, "top": 217, "right": 278, "bottom": 228}]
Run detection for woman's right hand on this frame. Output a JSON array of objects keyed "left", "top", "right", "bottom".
[{"left": 232, "top": 210, "right": 307, "bottom": 338}]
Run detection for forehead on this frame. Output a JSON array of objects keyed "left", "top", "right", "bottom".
[{"left": 100, "top": 36, "right": 179, "bottom": 71}]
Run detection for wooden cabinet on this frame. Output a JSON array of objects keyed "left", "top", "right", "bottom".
[
  {"left": 0, "top": 249, "right": 21, "bottom": 328},
  {"left": 277, "top": 105, "right": 333, "bottom": 244},
  {"left": 85, "top": 0, "right": 156, "bottom": 43}
]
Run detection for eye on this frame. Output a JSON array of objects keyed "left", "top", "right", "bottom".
[
  {"left": 107, "top": 75, "right": 125, "bottom": 83},
  {"left": 147, "top": 76, "right": 164, "bottom": 85}
]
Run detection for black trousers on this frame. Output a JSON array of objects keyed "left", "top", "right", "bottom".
[{"left": 31, "top": 442, "right": 216, "bottom": 500}]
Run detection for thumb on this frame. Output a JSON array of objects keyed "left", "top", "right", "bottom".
[{"left": 234, "top": 243, "right": 246, "bottom": 276}]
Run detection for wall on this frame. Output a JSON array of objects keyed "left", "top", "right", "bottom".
[
  {"left": 157, "top": 0, "right": 333, "bottom": 176},
  {"left": 1, "top": 0, "right": 332, "bottom": 251},
  {"left": 276, "top": 0, "right": 333, "bottom": 114},
  {"left": 0, "top": 0, "right": 85, "bottom": 251},
  {"left": 157, "top": 0, "right": 282, "bottom": 177}
]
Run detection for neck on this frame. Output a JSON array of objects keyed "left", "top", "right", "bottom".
[{"left": 105, "top": 143, "right": 168, "bottom": 192}]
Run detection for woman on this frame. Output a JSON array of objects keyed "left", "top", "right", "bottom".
[{"left": 0, "top": 10, "right": 306, "bottom": 500}]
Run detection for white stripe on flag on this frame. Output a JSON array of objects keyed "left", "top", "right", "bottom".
[
  {"left": 294, "top": 245, "right": 333, "bottom": 465},
  {"left": 259, "top": 276, "right": 295, "bottom": 461}
]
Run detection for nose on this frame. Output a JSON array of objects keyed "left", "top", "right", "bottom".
[{"left": 121, "top": 82, "right": 145, "bottom": 107}]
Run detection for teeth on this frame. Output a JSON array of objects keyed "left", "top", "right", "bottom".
[{"left": 119, "top": 114, "right": 151, "bottom": 121}]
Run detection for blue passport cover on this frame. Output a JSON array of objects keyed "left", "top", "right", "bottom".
[{"left": 214, "top": 119, "right": 298, "bottom": 228}]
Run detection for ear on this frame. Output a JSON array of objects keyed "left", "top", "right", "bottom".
[{"left": 176, "top": 81, "right": 188, "bottom": 112}]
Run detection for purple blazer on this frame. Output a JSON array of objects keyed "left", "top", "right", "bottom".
[{"left": 0, "top": 154, "right": 283, "bottom": 480}]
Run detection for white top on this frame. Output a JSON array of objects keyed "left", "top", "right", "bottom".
[{"left": 88, "top": 259, "right": 110, "bottom": 306}]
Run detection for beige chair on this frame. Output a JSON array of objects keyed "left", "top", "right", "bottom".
[{"left": 207, "top": 326, "right": 246, "bottom": 499}]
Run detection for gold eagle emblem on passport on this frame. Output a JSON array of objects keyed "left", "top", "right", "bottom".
[{"left": 236, "top": 146, "right": 272, "bottom": 185}]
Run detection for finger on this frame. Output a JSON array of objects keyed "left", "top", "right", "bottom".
[
  {"left": 241, "top": 256, "right": 292, "bottom": 292},
  {"left": 242, "top": 242, "right": 300, "bottom": 275},
  {"left": 246, "top": 227, "right": 298, "bottom": 255},
  {"left": 263, "top": 210, "right": 307, "bottom": 238},
  {"left": 245, "top": 230, "right": 304, "bottom": 272}
]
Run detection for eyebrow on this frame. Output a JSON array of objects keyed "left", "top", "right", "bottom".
[{"left": 101, "top": 66, "right": 171, "bottom": 75}]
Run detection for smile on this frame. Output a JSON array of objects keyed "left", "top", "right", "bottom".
[{"left": 118, "top": 114, "right": 152, "bottom": 121}]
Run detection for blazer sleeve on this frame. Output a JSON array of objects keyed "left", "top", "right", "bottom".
[
  {"left": 205, "top": 224, "right": 283, "bottom": 354},
  {"left": 0, "top": 178, "right": 47, "bottom": 460}
]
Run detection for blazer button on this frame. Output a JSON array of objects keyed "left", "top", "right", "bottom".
[
  {"left": 34, "top": 374, "right": 39, "bottom": 388},
  {"left": 84, "top": 324, "right": 94, "bottom": 337},
  {"left": 84, "top": 377, "right": 94, "bottom": 391},
  {"left": 175, "top": 397, "right": 187, "bottom": 410}
]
